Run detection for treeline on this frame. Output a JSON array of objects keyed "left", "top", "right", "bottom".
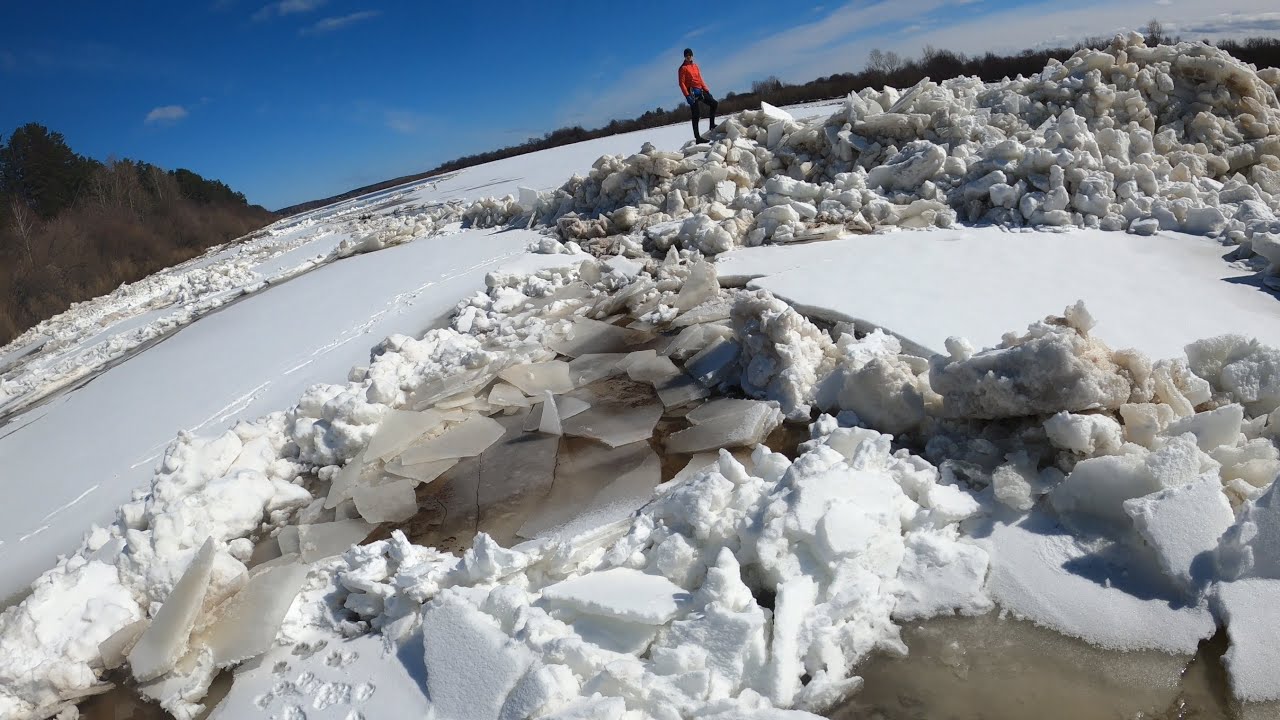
[
  {"left": 0, "top": 123, "right": 275, "bottom": 345},
  {"left": 279, "top": 30, "right": 1280, "bottom": 218}
]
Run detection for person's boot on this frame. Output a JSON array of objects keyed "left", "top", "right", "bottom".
[{"left": 695, "top": 134, "right": 708, "bottom": 143}]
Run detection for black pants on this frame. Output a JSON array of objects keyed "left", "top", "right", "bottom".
[{"left": 690, "top": 92, "right": 718, "bottom": 138}]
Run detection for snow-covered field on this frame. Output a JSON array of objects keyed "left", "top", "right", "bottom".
[{"left": 2, "top": 34, "right": 1280, "bottom": 720}]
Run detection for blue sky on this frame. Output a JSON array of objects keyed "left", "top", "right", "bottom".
[{"left": 4, "top": 1, "right": 1278, "bottom": 210}]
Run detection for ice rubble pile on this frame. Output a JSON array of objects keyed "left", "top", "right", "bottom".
[
  {"left": 463, "top": 34, "right": 1280, "bottom": 284},
  {"left": 2, "top": 246, "right": 1279, "bottom": 718}
]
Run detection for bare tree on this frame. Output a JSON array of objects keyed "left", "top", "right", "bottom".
[
  {"left": 867, "top": 48, "right": 903, "bottom": 74},
  {"left": 751, "top": 76, "right": 785, "bottom": 95},
  {"left": 1145, "top": 18, "right": 1166, "bottom": 46},
  {"left": 10, "top": 196, "right": 37, "bottom": 264}
]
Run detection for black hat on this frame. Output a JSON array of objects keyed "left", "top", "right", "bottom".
[{"left": 683, "top": 48, "right": 693, "bottom": 57}]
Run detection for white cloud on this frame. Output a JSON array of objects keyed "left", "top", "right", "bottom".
[
  {"left": 253, "top": 0, "right": 326, "bottom": 21},
  {"left": 299, "top": 10, "right": 381, "bottom": 35},
  {"left": 144, "top": 105, "right": 189, "bottom": 125}
]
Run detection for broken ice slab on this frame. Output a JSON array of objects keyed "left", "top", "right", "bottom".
[
  {"left": 590, "top": 278, "right": 655, "bottom": 319},
  {"left": 99, "top": 619, "right": 148, "bottom": 670},
  {"left": 517, "top": 440, "right": 660, "bottom": 541},
  {"left": 560, "top": 381, "right": 664, "bottom": 448},
  {"left": 499, "top": 361, "right": 575, "bottom": 395},
  {"left": 324, "top": 449, "right": 366, "bottom": 509},
  {"left": 665, "top": 400, "right": 784, "bottom": 454},
  {"left": 685, "top": 336, "right": 741, "bottom": 388},
  {"left": 477, "top": 411, "right": 559, "bottom": 546},
  {"left": 384, "top": 457, "right": 459, "bottom": 485},
  {"left": 671, "top": 261, "right": 720, "bottom": 313},
  {"left": 541, "top": 568, "right": 690, "bottom": 625},
  {"left": 670, "top": 296, "right": 733, "bottom": 328},
  {"left": 549, "top": 316, "right": 651, "bottom": 358},
  {"left": 365, "top": 409, "right": 446, "bottom": 461},
  {"left": 408, "top": 365, "right": 500, "bottom": 411},
  {"left": 276, "top": 525, "right": 300, "bottom": 556},
  {"left": 617, "top": 351, "right": 707, "bottom": 408},
  {"left": 568, "top": 353, "right": 629, "bottom": 386},
  {"left": 296, "top": 519, "right": 375, "bottom": 562},
  {"left": 433, "top": 392, "right": 478, "bottom": 410},
  {"left": 523, "top": 394, "right": 591, "bottom": 432},
  {"left": 539, "top": 391, "right": 563, "bottom": 435},
  {"left": 128, "top": 538, "right": 217, "bottom": 682},
  {"left": 656, "top": 373, "right": 710, "bottom": 409},
  {"left": 488, "top": 382, "right": 531, "bottom": 408},
  {"left": 196, "top": 563, "right": 310, "bottom": 668},
  {"left": 397, "top": 414, "right": 506, "bottom": 465},
  {"left": 623, "top": 351, "right": 681, "bottom": 385},
  {"left": 413, "top": 455, "right": 483, "bottom": 552},
  {"left": 686, "top": 398, "right": 774, "bottom": 424},
  {"left": 353, "top": 478, "right": 418, "bottom": 524},
  {"left": 662, "top": 322, "right": 734, "bottom": 360}
]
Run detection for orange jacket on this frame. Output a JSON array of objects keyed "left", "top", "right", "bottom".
[{"left": 678, "top": 61, "right": 708, "bottom": 96}]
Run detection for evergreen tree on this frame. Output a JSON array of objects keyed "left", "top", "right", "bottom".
[{"left": 0, "top": 123, "right": 97, "bottom": 219}]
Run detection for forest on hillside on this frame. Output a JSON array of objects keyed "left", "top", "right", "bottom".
[{"left": 0, "top": 124, "right": 275, "bottom": 345}]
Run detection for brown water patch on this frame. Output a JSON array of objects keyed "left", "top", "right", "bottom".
[{"left": 827, "top": 613, "right": 1270, "bottom": 720}]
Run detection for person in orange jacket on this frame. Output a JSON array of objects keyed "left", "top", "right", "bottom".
[{"left": 679, "top": 48, "right": 717, "bottom": 143}]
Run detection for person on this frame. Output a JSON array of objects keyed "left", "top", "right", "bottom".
[{"left": 678, "top": 48, "right": 718, "bottom": 143}]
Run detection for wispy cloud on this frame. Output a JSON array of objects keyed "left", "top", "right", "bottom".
[
  {"left": 385, "top": 110, "right": 424, "bottom": 134},
  {"left": 253, "top": 0, "right": 326, "bottom": 21},
  {"left": 1176, "top": 11, "right": 1280, "bottom": 36},
  {"left": 299, "top": 10, "right": 381, "bottom": 35},
  {"left": 565, "top": 0, "right": 958, "bottom": 127},
  {"left": 144, "top": 105, "right": 189, "bottom": 126}
]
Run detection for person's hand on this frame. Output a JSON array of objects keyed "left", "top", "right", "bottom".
[{"left": 686, "top": 94, "right": 696, "bottom": 106}]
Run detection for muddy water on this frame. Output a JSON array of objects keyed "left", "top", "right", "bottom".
[{"left": 829, "top": 613, "right": 1278, "bottom": 720}]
